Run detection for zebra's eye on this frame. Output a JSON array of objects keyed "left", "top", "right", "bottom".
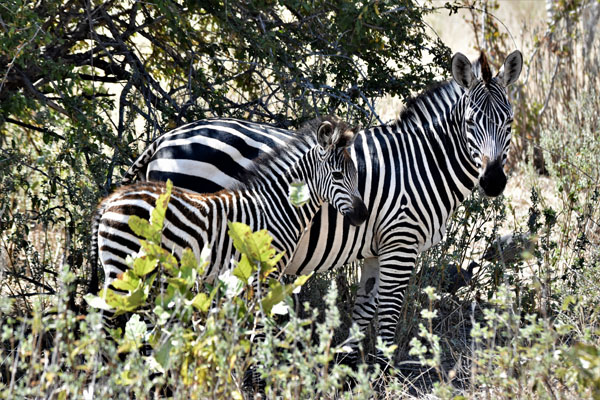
[{"left": 332, "top": 171, "right": 344, "bottom": 181}]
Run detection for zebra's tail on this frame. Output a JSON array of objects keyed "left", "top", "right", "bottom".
[
  {"left": 121, "top": 140, "right": 159, "bottom": 185},
  {"left": 88, "top": 206, "right": 103, "bottom": 295}
]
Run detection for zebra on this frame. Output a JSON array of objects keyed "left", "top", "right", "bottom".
[
  {"left": 94, "top": 116, "right": 367, "bottom": 289},
  {"left": 117, "top": 51, "right": 523, "bottom": 358}
]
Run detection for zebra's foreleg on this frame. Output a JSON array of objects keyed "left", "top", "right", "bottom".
[{"left": 373, "top": 247, "right": 417, "bottom": 367}]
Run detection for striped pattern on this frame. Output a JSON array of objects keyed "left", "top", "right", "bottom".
[
  {"left": 120, "top": 52, "right": 523, "bottom": 349},
  {"left": 95, "top": 116, "right": 366, "bottom": 290}
]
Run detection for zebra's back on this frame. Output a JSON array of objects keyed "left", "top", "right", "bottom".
[{"left": 123, "top": 118, "right": 300, "bottom": 193}]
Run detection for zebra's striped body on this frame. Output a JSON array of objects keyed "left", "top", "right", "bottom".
[
  {"left": 96, "top": 117, "right": 367, "bottom": 288},
  {"left": 121, "top": 52, "right": 523, "bottom": 349}
]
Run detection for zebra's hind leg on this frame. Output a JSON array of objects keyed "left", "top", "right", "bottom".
[
  {"left": 338, "top": 257, "right": 380, "bottom": 367},
  {"left": 242, "top": 366, "right": 265, "bottom": 399},
  {"left": 352, "top": 257, "right": 381, "bottom": 329}
]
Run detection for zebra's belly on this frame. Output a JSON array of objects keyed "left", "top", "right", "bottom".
[
  {"left": 280, "top": 196, "right": 453, "bottom": 276},
  {"left": 282, "top": 204, "right": 374, "bottom": 275},
  {"left": 417, "top": 221, "right": 448, "bottom": 253}
]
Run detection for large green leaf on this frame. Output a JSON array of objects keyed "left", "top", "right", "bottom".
[
  {"left": 289, "top": 181, "right": 311, "bottom": 207},
  {"left": 133, "top": 256, "right": 159, "bottom": 277},
  {"left": 227, "top": 222, "right": 284, "bottom": 277},
  {"left": 128, "top": 180, "right": 173, "bottom": 244},
  {"left": 233, "top": 257, "right": 254, "bottom": 285},
  {"left": 261, "top": 274, "right": 312, "bottom": 315}
]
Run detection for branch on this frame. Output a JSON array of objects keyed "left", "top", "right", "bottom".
[
  {"left": 0, "top": 148, "right": 68, "bottom": 190},
  {"left": 0, "top": 24, "right": 42, "bottom": 94},
  {"left": 16, "top": 68, "right": 70, "bottom": 117},
  {"left": 6, "top": 273, "right": 56, "bottom": 294},
  {"left": 77, "top": 73, "right": 123, "bottom": 83},
  {"left": 4, "top": 117, "right": 65, "bottom": 140},
  {"left": 97, "top": 7, "right": 181, "bottom": 114}
]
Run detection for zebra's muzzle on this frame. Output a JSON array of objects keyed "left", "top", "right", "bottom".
[
  {"left": 344, "top": 196, "right": 368, "bottom": 226},
  {"left": 479, "top": 157, "right": 507, "bottom": 197}
]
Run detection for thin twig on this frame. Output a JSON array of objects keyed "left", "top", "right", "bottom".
[
  {"left": 0, "top": 24, "right": 42, "bottom": 93},
  {"left": 537, "top": 56, "right": 561, "bottom": 118}
]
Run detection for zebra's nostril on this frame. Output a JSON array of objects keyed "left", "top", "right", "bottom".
[
  {"left": 479, "top": 158, "right": 507, "bottom": 197},
  {"left": 344, "top": 196, "right": 368, "bottom": 226}
]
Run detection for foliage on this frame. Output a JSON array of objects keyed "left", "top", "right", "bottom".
[
  {"left": 0, "top": 0, "right": 449, "bottom": 307},
  {"left": 1, "top": 185, "right": 392, "bottom": 398}
]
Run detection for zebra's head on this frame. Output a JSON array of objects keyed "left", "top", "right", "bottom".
[
  {"left": 451, "top": 50, "right": 523, "bottom": 197},
  {"left": 314, "top": 116, "right": 368, "bottom": 226}
]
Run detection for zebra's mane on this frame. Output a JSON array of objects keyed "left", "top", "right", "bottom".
[
  {"left": 395, "top": 52, "right": 493, "bottom": 127},
  {"left": 396, "top": 79, "right": 462, "bottom": 125},
  {"left": 232, "top": 118, "right": 322, "bottom": 189}
]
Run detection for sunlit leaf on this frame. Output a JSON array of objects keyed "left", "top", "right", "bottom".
[
  {"left": 83, "top": 293, "right": 113, "bottom": 311},
  {"left": 289, "top": 180, "right": 310, "bottom": 207}
]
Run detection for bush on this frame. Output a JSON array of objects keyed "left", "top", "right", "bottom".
[{"left": 2, "top": 181, "right": 394, "bottom": 398}]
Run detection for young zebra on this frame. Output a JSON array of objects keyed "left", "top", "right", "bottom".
[
  {"left": 94, "top": 116, "right": 367, "bottom": 288},
  {"left": 117, "top": 51, "right": 523, "bottom": 362}
]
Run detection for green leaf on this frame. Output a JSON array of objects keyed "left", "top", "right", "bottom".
[
  {"left": 149, "top": 179, "right": 173, "bottom": 242},
  {"left": 110, "top": 270, "right": 141, "bottom": 292},
  {"left": 128, "top": 215, "right": 156, "bottom": 241},
  {"left": 261, "top": 282, "right": 290, "bottom": 315},
  {"left": 289, "top": 180, "right": 310, "bottom": 207},
  {"left": 292, "top": 274, "right": 311, "bottom": 288},
  {"left": 228, "top": 221, "right": 254, "bottom": 257},
  {"left": 191, "top": 293, "right": 210, "bottom": 313},
  {"left": 128, "top": 179, "right": 173, "bottom": 244},
  {"left": 118, "top": 314, "right": 147, "bottom": 352},
  {"left": 181, "top": 247, "right": 207, "bottom": 276},
  {"left": 101, "top": 276, "right": 152, "bottom": 315},
  {"left": 154, "top": 337, "right": 173, "bottom": 370},
  {"left": 261, "top": 274, "right": 311, "bottom": 315},
  {"left": 126, "top": 286, "right": 148, "bottom": 309},
  {"left": 124, "top": 314, "right": 147, "bottom": 343},
  {"left": 133, "top": 256, "right": 159, "bottom": 277},
  {"left": 191, "top": 285, "right": 219, "bottom": 313},
  {"left": 166, "top": 276, "right": 190, "bottom": 291},
  {"left": 227, "top": 221, "right": 284, "bottom": 279},
  {"left": 233, "top": 257, "right": 254, "bottom": 284}
]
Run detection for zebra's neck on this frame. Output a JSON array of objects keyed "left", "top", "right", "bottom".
[
  {"left": 395, "top": 79, "right": 479, "bottom": 199},
  {"left": 238, "top": 147, "right": 323, "bottom": 261}
]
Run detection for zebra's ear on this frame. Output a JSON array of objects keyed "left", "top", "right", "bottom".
[
  {"left": 317, "top": 120, "right": 335, "bottom": 148},
  {"left": 334, "top": 126, "right": 359, "bottom": 149},
  {"left": 497, "top": 50, "right": 523, "bottom": 86},
  {"left": 451, "top": 52, "right": 476, "bottom": 89}
]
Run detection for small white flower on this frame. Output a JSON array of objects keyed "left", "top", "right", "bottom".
[
  {"left": 219, "top": 269, "right": 244, "bottom": 298},
  {"left": 145, "top": 355, "right": 165, "bottom": 374},
  {"left": 271, "top": 302, "right": 289, "bottom": 315}
]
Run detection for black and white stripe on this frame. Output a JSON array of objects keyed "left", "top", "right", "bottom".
[
  {"left": 95, "top": 116, "right": 367, "bottom": 289},
  {"left": 120, "top": 51, "right": 523, "bottom": 348}
]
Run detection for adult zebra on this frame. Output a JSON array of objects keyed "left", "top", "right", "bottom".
[
  {"left": 119, "top": 51, "right": 523, "bottom": 354},
  {"left": 95, "top": 116, "right": 366, "bottom": 288}
]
